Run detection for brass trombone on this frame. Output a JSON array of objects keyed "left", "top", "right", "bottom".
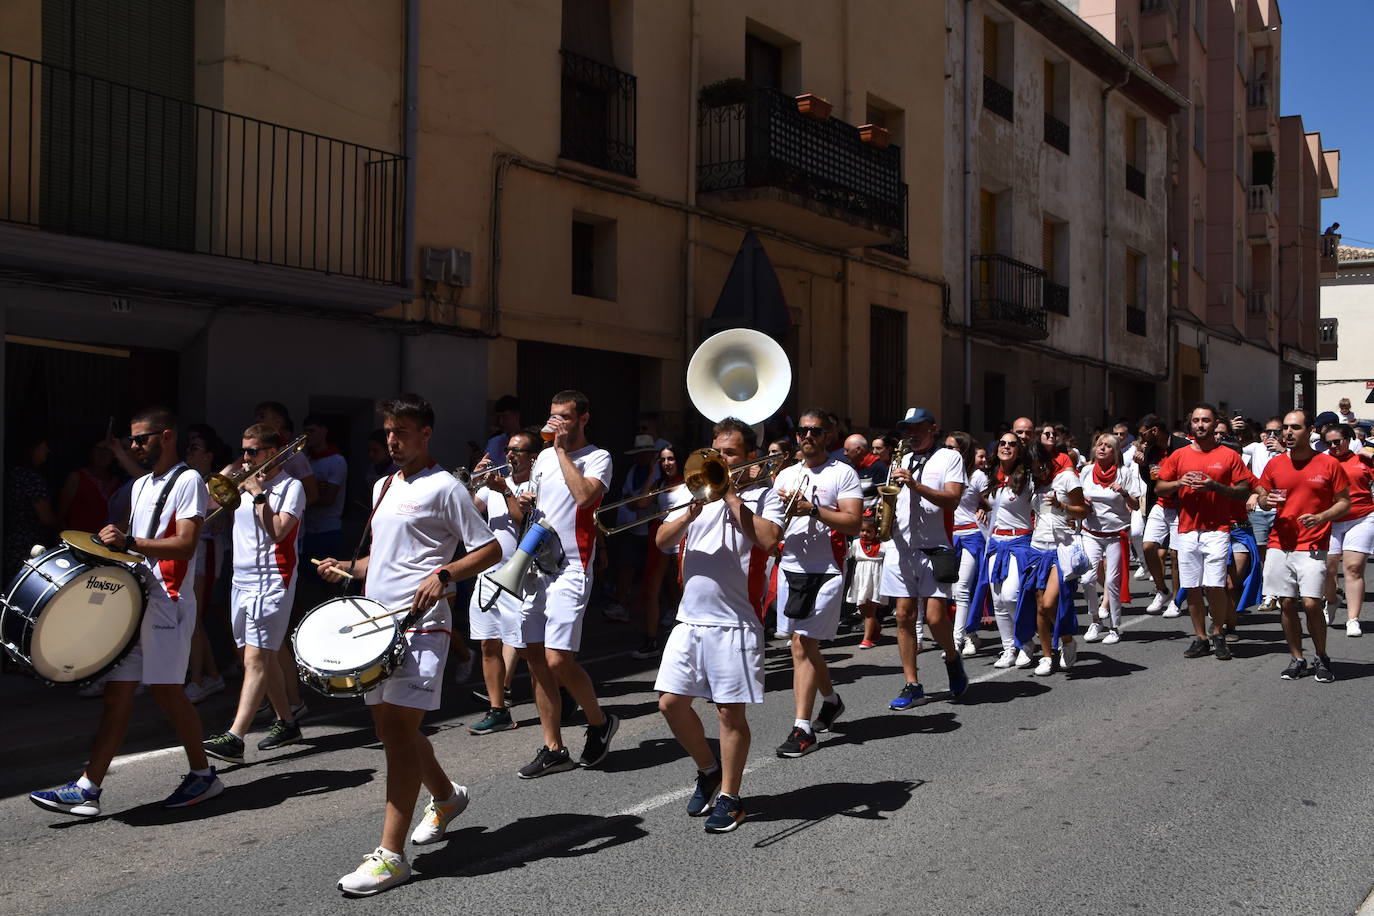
[
  {"left": 594, "top": 449, "right": 780, "bottom": 536},
  {"left": 204, "top": 434, "right": 308, "bottom": 522}
]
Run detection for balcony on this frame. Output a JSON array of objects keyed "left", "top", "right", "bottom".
[
  {"left": 1043, "top": 113, "right": 1070, "bottom": 155},
  {"left": 560, "top": 50, "right": 637, "bottom": 178},
  {"left": 983, "top": 76, "right": 1014, "bottom": 122},
  {"left": 1247, "top": 184, "right": 1276, "bottom": 238},
  {"left": 1126, "top": 305, "right": 1148, "bottom": 336},
  {"left": 1317, "top": 318, "right": 1338, "bottom": 359},
  {"left": 1246, "top": 288, "right": 1271, "bottom": 316},
  {"left": 0, "top": 51, "right": 405, "bottom": 309},
  {"left": 1139, "top": 0, "right": 1180, "bottom": 67},
  {"left": 697, "top": 84, "right": 906, "bottom": 249},
  {"left": 970, "top": 254, "right": 1047, "bottom": 340},
  {"left": 1320, "top": 232, "right": 1341, "bottom": 278},
  {"left": 1125, "top": 163, "right": 1146, "bottom": 198},
  {"left": 1044, "top": 280, "right": 1070, "bottom": 315},
  {"left": 1247, "top": 77, "right": 1274, "bottom": 136}
]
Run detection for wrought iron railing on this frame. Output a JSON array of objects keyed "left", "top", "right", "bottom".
[
  {"left": 1125, "top": 163, "right": 1146, "bottom": 197},
  {"left": 1126, "top": 305, "right": 1148, "bottom": 336},
  {"left": 1247, "top": 77, "right": 1269, "bottom": 110},
  {"left": 983, "top": 75, "right": 1014, "bottom": 122},
  {"left": 971, "top": 254, "right": 1047, "bottom": 338},
  {"left": 1044, "top": 112, "right": 1070, "bottom": 154},
  {"left": 697, "top": 84, "right": 905, "bottom": 232},
  {"left": 559, "top": 49, "right": 636, "bottom": 177},
  {"left": 0, "top": 50, "right": 404, "bottom": 284},
  {"left": 1318, "top": 317, "right": 1338, "bottom": 345},
  {"left": 1044, "top": 280, "right": 1070, "bottom": 315}
]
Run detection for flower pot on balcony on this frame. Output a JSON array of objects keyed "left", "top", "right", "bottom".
[
  {"left": 859, "top": 124, "right": 890, "bottom": 148},
  {"left": 795, "top": 93, "right": 832, "bottom": 121}
]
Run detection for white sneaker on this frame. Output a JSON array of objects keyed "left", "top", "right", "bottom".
[
  {"left": 410, "top": 782, "right": 470, "bottom": 845},
  {"left": 1102, "top": 629, "right": 1121, "bottom": 645},
  {"left": 1134, "top": 566, "right": 1151, "bottom": 581},
  {"left": 1014, "top": 648, "right": 1033, "bottom": 668},
  {"left": 1259, "top": 596, "right": 1278, "bottom": 612},
  {"left": 1347, "top": 619, "right": 1362, "bottom": 638},
  {"left": 1032, "top": 656, "right": 1054, "bottom": 676},
  {"left": 1083, "top": 622, "right": 1103, "bottom": 642},
  {"left": 1059, "top": 639, "right": 1077, "bottom": 670},
  {"left": 1146, "top": 591, "right": 1169, "bottom": 614},
  {"left": 993, "top": 648, "right": 1016, "bottom": 669},
  {"left": 338, "top": 847, "right": 411, "bottom": 897},
  {"left": 1097, "top": 604, "right": 1110, "bottom": 620},
  {"left": 961, "top": 635, "right": 979, "bottom": 658},
  {"left": 1162, "top": 603, "right": 1182, "bottom": 618}
]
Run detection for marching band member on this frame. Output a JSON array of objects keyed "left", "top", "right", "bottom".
[
  {"left": 317, "top": 394, "right": 500, "bottom": 896},
  {"left": 30, "top": 408, "right": 219, "bottom": 816},
  {"left": 772, "top": 409, "right": 863, "bottom": 756},
  {"left": 1078, "top": 433, "right": 1144, "bottom": 647},
  {"left": 655, "top": 417, "right": 783, "bottom": 832}
]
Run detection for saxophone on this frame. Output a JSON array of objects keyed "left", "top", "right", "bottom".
[{"left": 876, "top": 440, "right": 908, "bottom": 541}]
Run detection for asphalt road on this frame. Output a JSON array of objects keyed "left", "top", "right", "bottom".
[{"left": 4, "top": 581, "right": 1374, "bottom": 916}]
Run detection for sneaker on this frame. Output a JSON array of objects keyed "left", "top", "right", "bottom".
[
  {"left": 257, "top": 718, "right": 302, "bottom": 752},
  {"left": 338, "top": 847, "right": 411, "bottom": 897},
  {"left": 76, "top": 677, "right": 108, "bottom": 699},
  {"left": 1183, "top": 637, "right": 1211, "bottom": 659},
  {"left": 1162, "top": 602, "right": 1182, "bottom": 619},
  {"left": 602, "top": 602, "right": 630, "bottom": 623},
  {"left": 993, "top": 648, "right": 1016, "bottom": 669},
  {"left": 202, "top": 731, "right": 246, "bottom": 765},
  {"left": 1280, "top": 657, "right": 1308, "bottom": 680},
  {"left": 1014, "top": 648, "right": 1033, "bottom": 668},
  {"left": 1059, "top": 639, "right": 1077, "bottom": 670},
  {"left": 410, "top": 783, "right": 469, "bottom": 845},
  {"left": 1032, "top": 656, "right": 1054, "bottom": 676},
  {"left": 29, "top": 781, "right": 102, "bottom": 817},
  {"left": 688, "top": 765, "right": 722, "bottom": 817},
  {"left": 1083, "top": 622, "right": 1103, "bottom": 642},
  {"left": 889, "top": 682, "right": 928, "bottom": 710},
  {"left": 1347, "top": 619, "right": 1362, "bottom": 638},
  {"left": 1258, "top": 596, "right": 1278, "bottom": 612},
  {"left": 1211, "top": 634, "right": 1231, "bottom": 661},
  {"left": 162, "top": 769, "right": 224, "bottom": 808},
  {"left": 814, "top": 695, "right": 845, "bottom": 733},
  {"left": 961, "top": 634, "right": 979, "bottom": 657},
  {"left": 1097, "top": 604, "right": 1110, "bottom": 620},
  {"left": 1224, "top": 628, "right": 1241, "bottom": 643},
  {"left": 1102, "top": 630, "right": 1121, "bottom": 646},
  {"left": 630, "top": 636, "right": 660, "bottom": 659},
  {"left": 1146, "top": 591, "right": 1169, "bottom": 614},
  {"left": 858, "top": 639, "right": 878, "bottom": 649},
  {"left": 517, "top": 745, "right": 575, "bottom": 779},
  {"left": 776, "top": 725, "right": 818, "bottom": 757},
  {"left": 578, "top": 713, "right": 620, "bottom": 768},
  {"left": 468, "top": 707, "right": 517, "bottom": 735},
  {"left": 704, "top": 793, "right": 746, "bottom": 833},
  {"left": 1313, "top": 656, "right": 1336, "bottom": 683},
  {"left": 1134, "top": 566, "right": 1151, "bottom": 581},
  {"left": 946, "top": 656, "right": 969, "bottom": 698},
  {"left": 184, "top": 676, "right": 225, "bottom": 704}
]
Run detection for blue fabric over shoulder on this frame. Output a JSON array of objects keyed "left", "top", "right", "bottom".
[{"left": 972, "top": 535, "right": 1038, "bottom": 646}]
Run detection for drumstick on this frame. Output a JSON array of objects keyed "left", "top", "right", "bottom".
[
  {"left": 311, "top": 558, "right": 355, "bottom": 580},
  {"left": 339, "top": 588, "right": 458, "bottom": 634}
]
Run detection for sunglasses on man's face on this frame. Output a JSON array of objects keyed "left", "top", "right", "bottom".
[
  {"left": 241, "top": 446, "right": 266, "bottom": 457},
  {"left": 796, "top": 427, "right": 826, "bottom": 438},
  {"left": 126, "top": 430, "right": 164, "bottom": 447}
]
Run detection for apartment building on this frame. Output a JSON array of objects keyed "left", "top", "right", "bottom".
[
  {"left": 941, "top": 0, "right": 1183, "bottom": 440},
  {"left": 0, "top": 0, "right": 949, "bottom": 515},
  {"left": 1317, "top": 246, "right": 1373, "bottom": 421}
]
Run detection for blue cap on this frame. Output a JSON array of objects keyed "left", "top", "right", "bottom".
[{"left": 896, "top": 407, "right": 936, "bottom": 427}]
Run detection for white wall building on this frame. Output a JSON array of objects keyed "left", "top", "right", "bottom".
[{"left": 1317, "top": 247, "right": 1374, "bottom": 422}]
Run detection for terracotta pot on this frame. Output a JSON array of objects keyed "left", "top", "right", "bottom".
[
  {"left": 859, "top": 124, "right": 890, "bottom": 148},
  {"left": 795, "top": 93, "right": 832, "bottom": 121}
]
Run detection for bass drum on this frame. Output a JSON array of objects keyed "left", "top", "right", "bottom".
[
  {"left": 0, "top": 545, "right": 146, "bottom": 684},
  {"left": 293, "top": 596, "right": 406, "bottom": 698}
]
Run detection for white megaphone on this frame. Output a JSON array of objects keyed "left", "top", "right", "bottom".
[{"left": 482, "top": 521, "right": 555, "bottom": 608}]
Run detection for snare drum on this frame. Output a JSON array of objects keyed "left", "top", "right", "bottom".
[
  {"left": 0, "top": 544, "right": 146, "bottom": 684},
  {"left": 293, "top": 596, "right": 406, "bottom": 698}
]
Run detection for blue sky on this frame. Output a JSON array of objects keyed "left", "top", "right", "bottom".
[{"left": 1280, "top": 1, "right": 1368, "bottom": 246}]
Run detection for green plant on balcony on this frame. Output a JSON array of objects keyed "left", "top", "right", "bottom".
[{"left": 698, "top": 77, "right": 748, "bottom": 108}]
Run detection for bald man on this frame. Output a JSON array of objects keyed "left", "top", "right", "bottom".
[
  {"left": 844, "top": 434, "right": 887, "bottom": 507},
  {"left": 1012, "top": 417, "right": 1035, "bottom": 445}
]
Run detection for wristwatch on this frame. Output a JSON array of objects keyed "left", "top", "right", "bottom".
[
  {"left": 123, "top": 534, "right": 137, "bottom": 553},
  {"left": 253, "top": 492, "right": 268, "bottom": 505},
  {"left": 435, "top": 568, "right": 453, "bottom": 585},
  {"left": 809, "top": 505, "right": 820, "bottom": 518}
]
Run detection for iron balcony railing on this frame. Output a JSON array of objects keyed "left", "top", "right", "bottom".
[
  {"left": 1317, "top": 317, "right": 1338, "bottom": 358},
  {"left": 559, "top": 49, "right": 636, "bottom": 178},
  {"left": 971, "top": 253, "right": 1047, "bottom": 339},
  {"left": 0, "top": 50, "right": 404, "bottom": 284},
  {"left": 1126, "top": 305, "right": 1148, "bottom": 336},
  {"left": 1322, "top": 232, "right": 1341, "bottom": 259},
  {"left": 983, "top": 75, "right": 1014, "bottom": 122},
  {"left": 1044, "top": 112, "right": 1070, "bottom": 154},
  {"left": 698, "top": 84, "right": 905, "bottom": 233},
  {"left": 1044, "top": 279, "right": 1070, "bottom": 315},
  {"left": 1125, "top": 162, "right": 1146, "bottom": 197},
  {"left": 871, "top": 185, "right": 908, "bottom": 259}
]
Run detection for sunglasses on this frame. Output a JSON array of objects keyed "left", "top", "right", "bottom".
[
  {"left": 241, "top": 446, "right": 267, "bottom": 457},
  {"left": 998, "top": 440, "right": 1018, "bottom": 447},
  {"left": 126, "top": 430, "right": 164, "bottom": 446},
  {"left": 505, "top": 447, "right": 536, "bottom": 454},
  {"left": 796, "top": 427, "right": 826, "bottom": 438}
]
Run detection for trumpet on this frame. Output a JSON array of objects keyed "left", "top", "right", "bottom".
[
  {"left": 205, "top": 434, "right": 308, "bottom": 522},
  {"left": 594, "top": 450, "right": 781, "bottom": 536},
  {"left": 454, "top": 462, "right": 510, "bottom": 489}
]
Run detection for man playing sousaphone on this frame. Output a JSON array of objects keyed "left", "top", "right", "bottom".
[{"left": 317, "top": 394, "right": 500, "bottom": 896}]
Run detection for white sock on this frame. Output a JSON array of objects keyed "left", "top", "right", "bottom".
[
  {"left": 821, "top": 692, "right": 838, "bottom": 706},
  {"left": 227, "top": 730, "right": 244, "bottom": 741},
  {"left": 793, "top": 718, "right": 813, "bottom": 733},
  {"left": 77, "top": 775, "right": 99, "bottom": 791},
  {"left": 699, "top": 761, "right": 721, "bottom": 776},
  {"left": 378, "top": 846, "right": 405, "bottom": 861},
  {"left": 191, "top": 767, "right": 213, "bottom": 777}
]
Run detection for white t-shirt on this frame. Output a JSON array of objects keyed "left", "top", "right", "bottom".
[
  {"left": 530, "top": 444, "right": 613, "bottom": 570},
  {"left": 614, "top": 462, "right": 660, "bottom": 536},
  {"left": 1078, "top": 462, "right": 1145, "bottom": 533},
  {"left": 474, "top": 478, "right": 535, "bottom": 571},
  {"left": 282, "top": 450, "right": 315, "bottom": 484},
  {"left": 1032, "top": 469, "right": 1081, "bottom": 549},
  {"left": 888, "top": 447, "right": 967, "bottom": 551},
  {"left": 365, "top": 465, "right": 496, "bottom": 628},
  {"left": 304, "top": 452, "right": 347, "bottom": 534},
  {"left": 231, "top": 474, "right": 305, "bottom": 590},
  {"left": 667, "top": 487, "right": 783, "bottom": 629},
  {"left": 773, "top": 458, "right": 863, "bottom": 574},
  {"left": 1243, "top": 441, "right": 1277, "bottom": 480},
  {"left": 986, "top": 477, "right": 1035, "bottom": 532},
  {"left": 954, "top": 468, "right": 988, "bottom": 527},
  {"left": 129, "top": 462, "right": 209, "bottom": 602}
]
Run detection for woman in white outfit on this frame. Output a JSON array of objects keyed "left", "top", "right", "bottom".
[
  {"left": 945, "top": 432, "right": 989, "bottom": 657},
  {"left": 1078, "top": 434, "right": 1144, "bottom": 646},
  {"left": 973, "top": 434, "right": 1038, "bottom": 669},
  {"left": 1029, "top": 441, "right": 1089, "bottom": 675}
]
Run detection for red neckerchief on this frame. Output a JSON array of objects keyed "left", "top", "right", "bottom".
[
  {"left": 995, "top": 465, "right": 1011, "bottom": 488},
  {"left": 1092, "top": 462, "right": 1118, "bottom": 487},
  {"left": 858, "top": 537, "right": 882, "bottom": 557},
  {"left": 859, "top": 453, "right": 881, "bottom": 469}
]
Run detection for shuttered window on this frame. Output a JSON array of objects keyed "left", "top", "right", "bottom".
[
  {"left": 870, "top": 306, "right": 907, "bottom": 428},
  {"left": 983, "top": 19, "right": 999, "bottom": 79}
]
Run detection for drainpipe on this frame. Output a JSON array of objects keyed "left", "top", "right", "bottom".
[
  {"left": 684, "top": 0, "right": 701, "bottom": 372},
  {"left": 962, "top": 0, "right": 973, "bottom": 431},
  {"left": 1101, "top": 69, "right": 1129, "bottom": 427},
  {"left": 402, "top": 0, "right": 419, "bottom": 297}
]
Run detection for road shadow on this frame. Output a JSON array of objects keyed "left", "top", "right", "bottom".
[
  {"left": 413, "top": 812, "right": 648, "bottom": 878},
  {"left": 100, "top": 766, "right": 376, "bottom": 828},
  {"left": 1063, "top": 653, "right": 1148, "bottom": 679},
  {"left": 826, "top": 711, "right": 960, "bottom": 748},
  {"left": 599, "top": 736, "right": 689, "bottom": 774},
  {"left": 746, "top": 779, "right": 923, "bottom": 844},
  {"left": 954, "top": 678, "right": 1051, "bottom": 705}
]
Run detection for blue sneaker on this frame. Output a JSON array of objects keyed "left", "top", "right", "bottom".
[
  {"left": 889, "top": 682, "right": 929, "bottom": 710},
  {"left": 30, "top": 781, "right": 102, "bottom": 817},
  {"left": 945, "top": 656, "right": 969, "bottom": 698},
  {"left": 688, "top": 765, "right": 722, "bottom": 816},
  {"left": 162, "top": 769, "right": 225, "bottom": 808},
  {"left": 704, "top": 793, "right": 746, "bottom": 833}
]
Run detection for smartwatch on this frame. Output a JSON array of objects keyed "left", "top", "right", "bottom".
[
  {"left": 435, "top": 568, "right": 453, "bottom": 585},
  {"left": 253, "top": 492, "right": 269, "bottom": 505}
]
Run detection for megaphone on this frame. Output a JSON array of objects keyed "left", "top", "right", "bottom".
[
  {"left": 686, "top": 328, "right": 792, "bottom": 425},
  {"left": 482, "top": 522, "right": 555, "bottom": 608}
]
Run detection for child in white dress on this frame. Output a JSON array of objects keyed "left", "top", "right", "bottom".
[{"left": 847, "top": 515, "right": 886, "bottom": 648}]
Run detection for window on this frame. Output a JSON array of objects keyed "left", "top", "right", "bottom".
[
  {"left": 865, "top": 94, "right": 905, "bottom": 147},
  {"left": 571, "top": 214, "right": 616, "bottom": 300},
  {"left": 983, "top": 371, "right": 1006, "bottom": 433},
  {"left": 1125, "top": 116, "right": 1146, "bottom": 197},
  {"left": 1043, "top": 219, "right": 1069, "bottom": 314},
  {"left": 870, "top": 306, "right": 907, "bottom": 428},
  {"left": 745, "top": 32, "right": 782, "bottom": 89},
  {"left": 983, "top": 17, "right": 1014, "bottom": 120},
  {"left": 1125, "top": 251, "right": 1147, "bottom": 335},
  {"left": 978, "top": 188, "right": 1010, "bottom": 255},
  {"left": 1043, "top": 60, "right": 1070, "bottom": 153}
]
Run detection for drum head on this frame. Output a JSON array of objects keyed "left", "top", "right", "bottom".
[
  {"left": 295, "top": 597, "right": 397, "bottom": 672},
  {"left": 31, "top": 563, "right": 144, "bottom": 682},
  {"left": 61, "top": 530, "right": 145, "bottom": 565}
]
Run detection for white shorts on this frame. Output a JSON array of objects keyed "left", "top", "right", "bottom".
[
  {"left": 879, "top": 545, "right": 951, "bottom": 601},
  {"left": 468, "top": 574, "right": 517, "bottom": 642},
  {"left": 1175, "top": 529, "right": 1231, "bottom": 589},
  {"left": 1262, "top": 549, "right": 1329, "bottom": 600},
  {"left": 1143, "top": 504, "right": 1179, "bottom": 545},
  {"left": 230, "top": 584, "right": 295, "bottom": 650},
  {"left": 107, "top": 594, "right": 195, "bottom": 685},
  {"left": 364, "top": 629, "right": 448, "bottom": 711},
  {"left": 775, "top": 570, "right": 845, "bottom": 641},
  {"left": 654, "top": 623, "right": 764, "bottom": 705},
  {"left": 1331, "top": 514, "right": 1374, "bottom": 555},
  {"left": 511, "top": 566, "right": 591, "bottom": 652}
]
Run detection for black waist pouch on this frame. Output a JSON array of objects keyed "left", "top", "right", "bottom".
[
  {"left": 782, "top": 570, "right": 838, "bottom": 619},
  {"left": 921, "top": 546, "right": 960, "bottom": 584}
]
